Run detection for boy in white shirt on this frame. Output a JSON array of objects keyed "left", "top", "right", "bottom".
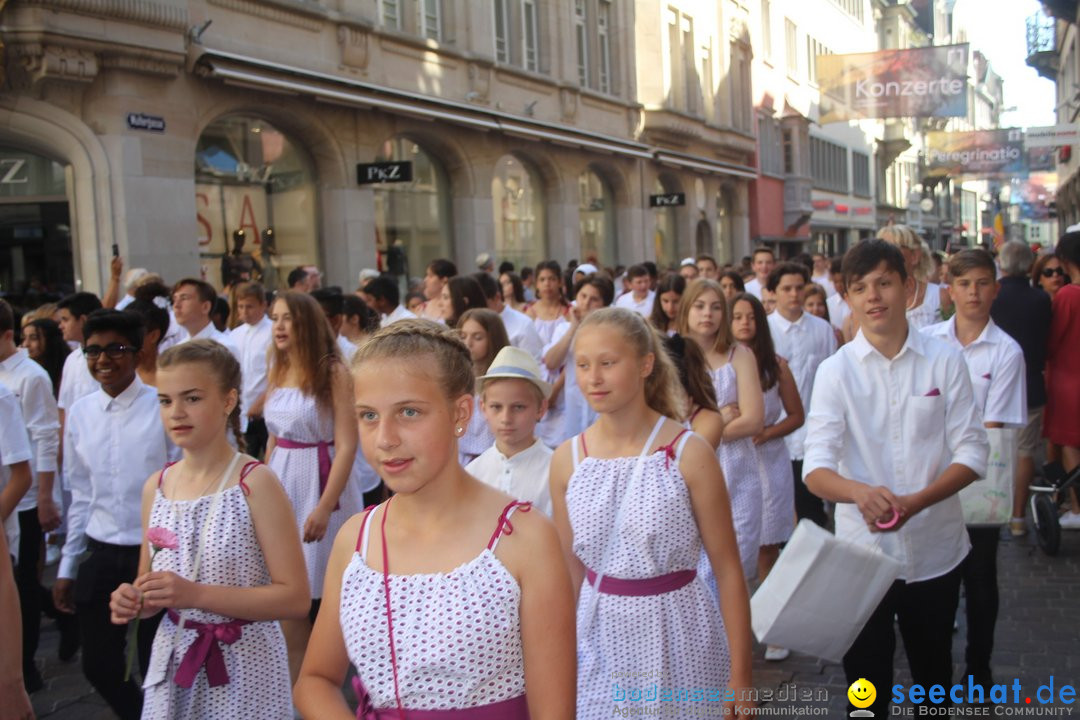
[
  {"left": 466, "top": 346, "right": 554, "bottom": 515},
  {"left": 922, "top": 249, "right": 1026, "bottom": 694},
  {"left": 56, "top": 291, "right": 103, "bottom": 419},
  {"left": 228, "top": 282, "right": 272, "bottom": 457},
  {"left": 613, "top": 264, "right": 655, "bottom": 317},
  {"left": 804, "top": 240, "right": 988, "bottom": 718},
  {"left": 744, "top": 247, "right": 775, "bottom": 300}
]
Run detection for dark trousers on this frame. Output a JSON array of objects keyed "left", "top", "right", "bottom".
[
  {"left": 843, "top": 564, "right": 963, "bottom": 717},
  {"left": 75, "top": 539, "right": 160, "bottom": 720},
  {"left": 244, "top": 416, "right": 268, "bottom": 460},
  {"left": 962, "top": 527, "right": 1000, "bottom": 683},
  {"left": 792, "top": 460, "right": 827, "bottom": 527},
  {"left": 15, "top": 509, "right": 42, "bottom": 683}
]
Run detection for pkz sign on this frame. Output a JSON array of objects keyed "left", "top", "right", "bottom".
[
  {"left": 357, "top": 161, "right": 413, "bottom": 185},
  {"left": 126, "top": 113, "right": 165, "bottom": 132},
  {"left": 649, "top": 193, "right": 685, "bottom": 208}
]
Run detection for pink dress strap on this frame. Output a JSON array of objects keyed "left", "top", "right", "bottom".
[
  {"left": 579, "top": 432, "right": 589, "bottom": 458},
  {"left": 157, "top": 461, "right": 179, "bottom": 488},
  {"left": 660, "top": 428, "right": 690, "bottom": 470},
  {"left": 486, "top": 500, "right": 533, "bottom": 551},
  {"left": 237, "top": 460, "right": 262, "bottom": 496}
]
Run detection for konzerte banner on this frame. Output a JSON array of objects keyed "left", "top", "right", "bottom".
[
  {"left": 817, "top": 44, "right": 969, "bottom": 123},
  {"left": 926, "top": 129, "right": 1055, "bottom": 178}
]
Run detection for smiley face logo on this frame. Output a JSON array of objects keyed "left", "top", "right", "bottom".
[{"left": 848, "top": 678, "right": 876, "bottom": 709}]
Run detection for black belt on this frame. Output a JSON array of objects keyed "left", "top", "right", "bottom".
[{"left": 86, "top": 536, "right": 140, "bottom": 552}]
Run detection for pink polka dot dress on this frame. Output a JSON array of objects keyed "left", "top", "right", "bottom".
[
  {"left": 339, "top": 499, "right": 531, "bottom": 717},
  {"left": 141, "top": 462, "right": 292, "bottom": 720},
  {"left": 708, "top": 355, "right": 762, "bottom": 581},
  {"left": 567, "top": 417, "right": 731, "bottom": 720}
]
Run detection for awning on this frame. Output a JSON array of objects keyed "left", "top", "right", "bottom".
[{"left": 195, "top": 49, "right": 756, "bottom": 178}]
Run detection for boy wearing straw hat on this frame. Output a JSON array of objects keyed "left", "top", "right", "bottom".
[{"left": 466, "top": 346, "right": 553, "bottom": 515}]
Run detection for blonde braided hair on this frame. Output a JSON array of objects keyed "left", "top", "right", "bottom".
[
  {"left": 158, "top": 339, "right": 246, "bottom": 451},
  {"left": 351, "top": 318, "right": 475, "bottom": 400}
]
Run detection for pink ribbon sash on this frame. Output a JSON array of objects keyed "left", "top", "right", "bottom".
[
  {"left": 352, "top": 678, "right": 529, "bottom": 719},
  {"left": 585, "top": 568, "right": 696, "bottom": 596},
  {"left": 275, "top": 437, "right": 338, "bottom": 509},
  {"left": 166, "top": 609, "right": 250, "bottom": 689}
]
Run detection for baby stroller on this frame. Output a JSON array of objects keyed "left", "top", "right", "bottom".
[{"left": 1030, "top": 461, "right": 1080, "bottom": 556}]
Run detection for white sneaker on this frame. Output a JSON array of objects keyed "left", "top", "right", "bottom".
[
  {"left": 764, "top": 645, "right": 790, "bottom": 662},
  {"left": 1059, "top": 512, "right": 1080, "bottom": 530}
]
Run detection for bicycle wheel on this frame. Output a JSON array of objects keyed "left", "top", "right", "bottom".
[{"left": 1032, "top": 493, "right": 1061, "bottom": 556}]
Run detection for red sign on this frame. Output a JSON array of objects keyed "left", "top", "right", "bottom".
[
  {"left": 835, "top": 204, "right": 850, "bottom": 214},
  {"left": 854, "top": 207, "right": 874, "bottom": 216},
  {"left": 811, "top": 200, "right": 834, "bottom": 210}
]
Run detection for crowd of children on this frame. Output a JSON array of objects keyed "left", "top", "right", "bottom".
[{"left": 0, "top": 226, "right": 1076, "bottom": 719}]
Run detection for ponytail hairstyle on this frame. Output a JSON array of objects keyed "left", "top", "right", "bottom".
[
  {"left": 158, "top": 339, "right": 246, "bottom": 451},
  {"left": 730, "top": 293, "right": 780, "bottom": 391},
  {"left": 578, "top": 307, "right": 687, "bottom": 421},
  {"left": 663, "top": 333, "right": 718, "bottom": 413},
  {"left": 352, "top": 318, "right": 475, "bottom": 405},
  {"left": 649, "top": 273, "right": 686, "bottom": 333},
  {"left": 268, "top": 291, "right": 342, "bottom": 414},
  {"left": 675, "top": 278, "right": 735, "bottom": 354},
  {"left": 457, "top": 308, "right": 510, "bottom": 376}
]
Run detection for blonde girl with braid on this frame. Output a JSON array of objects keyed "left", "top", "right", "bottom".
[
  {"left": 548, "top": 307, "right": 754, "bottom": 719},
  {"left": 295, "top": 319, "right": 575, "bottom": 720},
  {"left": 110, "top": 339, "right": 308, "bottom": 719}
]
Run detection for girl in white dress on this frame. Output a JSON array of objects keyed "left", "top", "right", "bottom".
[
  {"left": 677, "top": 279, "right": 765, "bottom": 581},
  {"left": 549, "top": 308, "right": 754, "bottom": 720},
  {"left": 263, "top": 291, "right": 362, "bottom": 683},
  {"left": 877, "top": 224, "right": 950, "bottom": 329},
  {"left": 457, "top": 309, "right": 508, "bottom": 464},
  {"left": 528, "top": 262, "right": 570, "bottom": 447},
  {"left": 294, "top": 319, "right": 575, "bottom": 720},
  {"left": 109, "top": 340, "right": 308, "bottom": 719}
]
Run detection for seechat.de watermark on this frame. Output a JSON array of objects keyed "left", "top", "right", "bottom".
[{"left": 887, "top": 675, "right": 1076, "bottom": 717}]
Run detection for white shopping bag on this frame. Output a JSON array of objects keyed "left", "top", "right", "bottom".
[
  {"left": 960, "top": 427, "right": 1016, "bottom": 526},
  {"left": 751, "top": 519, "right": 902, "bottom": 663}
]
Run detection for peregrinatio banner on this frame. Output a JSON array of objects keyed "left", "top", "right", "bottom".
[
  {"left": 926, "top": 128, "right": 1056, "bottom": 178},
  {"left": 817, "top": 44, "right": 969, "bottom": 123}
]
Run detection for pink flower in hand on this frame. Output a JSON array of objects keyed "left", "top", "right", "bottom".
[{"left": 146, "top": 526, "right": 178, "bottom": 551}]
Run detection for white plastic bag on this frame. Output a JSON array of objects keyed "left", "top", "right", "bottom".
[{"left": 960, "top": 427, "right": 1016, "bottom": 526}]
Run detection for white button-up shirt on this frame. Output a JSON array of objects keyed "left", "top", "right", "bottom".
[
  {"left": 58, "top": 347, "right": 99, "bottom": 412},
  {"left": 0, "top": 383, "right": 32, "bottom": 555},
  {"left": 228, "top": 316, "right": 272, "bottom": 419},
  {"left": 179, "top": 321, "right": 240, "bottom": 361},
  {"left": 803, "top": 326, "right": 989, "bottom": 582},
  {"left": 466, "top": 439, "right": 554, "bottom": 516},
  {"left": 614, "top": 290, "right": 655, "bottom": 317},
  {"left": 744, "top": 277, "right": 764, "bottom": 300},
  {"left": 500, "top": 305, "right": 544, "bottom": 363},
  {"left": 826, "top": 293, "right": 850, "bottom": 331},
  {"left": 0, "top": 349, "right": 60, "bottom": 512},
  {"left": 60, "top": 377, "right": 177, "bottom": 579},
  {"left": 380, "top": 304, "right": 418, "bottom": 328},
  {"left": 922, "top": 318, "right": 1027, "bottom": 427},
  {"left": 811, "top": 274, "right": 837, "bottom": 298},
  {"left": 768, "top": 310, "right": 837, "bottom": 459}
]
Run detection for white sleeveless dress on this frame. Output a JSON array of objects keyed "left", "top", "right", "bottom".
[
  {"left": 758, "top": 382, "right": 795, "bottom": 545},
  {"left": 906, "top": 281, "right": 943, "bottom": 330},
  {"left": 264, "top": 387, "right": 363, "bottom": 597}
]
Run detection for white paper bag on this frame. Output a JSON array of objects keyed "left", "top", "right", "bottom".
[
  {"left": 751, "top": 519, "right": 902, "bottom": 662},
  {"left": 960, "top": 427, "right": 1016, "bottom": 526}
]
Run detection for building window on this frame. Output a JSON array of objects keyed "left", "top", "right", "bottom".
[
  {"left": 699, "top": 42, "right": 713, "bottom": 122},
  {"left": 372, "top": 138, "right": 453, "bottom": 285},
  {"left": 810, "top": 136, "right": 849, "bottom": 193},
  {"left": 419, "top": 0, "right": 441, "bottom": 41},
  {"left": 759, "top": 115, "right": 783, "bottom": 176},
  {"left": 829, "top": 0, "right": 864, "bottom": 23},
  {"left": 782, "top": 128, "right": 794, "bottom": 174},
  {"left": 575, "top": 0, "right": 589, "bottom": 87},
  {"left": 665, "top": 7, "right": 700, "bottom": 113},
  {"left": 381, "top": 0, "right": 401, "bottom": 29},
  {"left": 806, "top": 37, "right": 832, "bottom": 84},
  {"left": 494, "top": 0, "right": 510, "bottom": 63},
  {"left": 761, "top": 0, "right": 772, "bottom": 60},
  {"left": 579, "top": 169, "right": 615, "bottom": 266},
  {"left": 785, "top": 18, "right": 797, "bottom": 78},
  {"left": 195, "top": 116, "right": 318, "bottom": 291},
  {"left": 597, "top": 0, "right": 612, "bottom": 93},
  {"left": 523, "top": 0, "right": 539, "bottom": 71},
  {"left": 682, "top": 15, "right": 697, "bottom": 114},
  {"left": 852, "top": 151, "right": 871, "bottom": 197},
  {"left": 492, "top": 155, "right": 546, "bottom": 269},
  {"left": 653, "top": 178, "right": 679, "bottom": 270}
]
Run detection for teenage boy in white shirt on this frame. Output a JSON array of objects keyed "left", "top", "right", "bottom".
[
  {"left": 362, "top": 275, "right": 417, "bottom": 328},
  {"left": 228, "top": 282, "right": 272, "bottom": 457},
  {"left": 466, "top": 347, "right": 554, "bottom": 515},
  {"left": 804, "top": 239, "right": 988, "bottom": 718},
  {"left": 172, "top": 278, "right": 239, "bottom": 359},
  {"left": 471, "top": 272, "right": 544, "bottom": 362},
  {"left": 810, "top": 252, "right": 836, "bottom": 297},
  {"left": 613, "top": 264, "right": 655, "bottom": 317},
  {"left": 826, "top": 257, "right": 851, "bottom": 332},
  {"left": 743, "top": 247, "right": 775, "bottom": 300},
  {"left": 922, "top": 248, "right": 1026, "bottom": 694},
  {"left": 0, "top": 383, "right": 32, "bottom": 554},
  {"left": 0, "top": 300, "right": 61, "bottom": 691},
  {"left": 56, "top": 291, "right": 103, "bottom": 419},
  {"left": 54, "top": 310, "right": 174, "bottom": 720},
  {"left": 766, "top": 262, "right": 837, "bottom": 527}
]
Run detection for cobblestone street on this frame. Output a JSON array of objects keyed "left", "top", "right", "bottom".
[{"left": 28, "top": 527, "right": 1080, "bottom": 718}]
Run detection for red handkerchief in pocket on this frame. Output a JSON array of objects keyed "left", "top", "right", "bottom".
[{"left": 925, "top": 388, "right": 941, "bottom": 397}]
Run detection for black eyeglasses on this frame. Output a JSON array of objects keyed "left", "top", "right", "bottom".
[
  {"left": 84, "top": 343, "right": 138, "bottom": 360},
  {"left": 1041, "top": 267, "right": 1066, "bottom": 278}
]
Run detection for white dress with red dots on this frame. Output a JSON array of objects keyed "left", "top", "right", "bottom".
[
  {"left": 339, "top": 498, "right": 531, "bottom": 718},
  {"left": 568, "top": 417, "right": 731, "bottom": 720},
  {"left": 141, "top": 461, "right": 292, "bottom": 720}
]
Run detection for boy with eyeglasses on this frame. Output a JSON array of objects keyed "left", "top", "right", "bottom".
[{"left": 55, "top": 310, "right": 175, "bottom": 720}]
